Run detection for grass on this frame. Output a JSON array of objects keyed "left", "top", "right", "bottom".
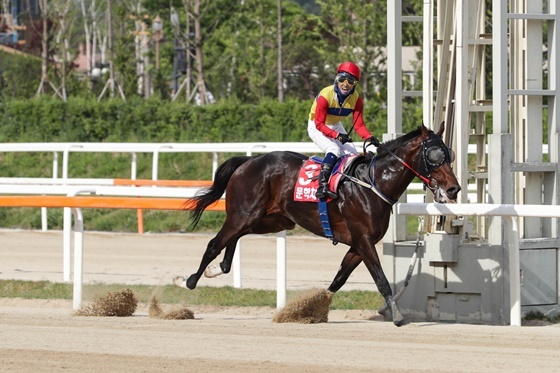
[{"left": 0, "top": 279, "right": 385, "bottom": 310}]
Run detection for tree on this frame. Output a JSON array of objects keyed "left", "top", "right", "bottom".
[
  {"left": 97, "top": 0, "right": 126, "bottom": 100},
  {"left": 203, "top": 0, "right": 295, "bottom": 102},
  {"left": 278, "top": 4, "right": 327, "bottom": 99},
  {"left": 277, "top": 0, "right": 283, "bottom": 102},
  {"left": 187, "top": 0, "right": 209, "bottom": 104},
  {"left": 35, "top": 0, "right": 67, "bottom": 100},
  {"left": 316, "top": 0, "right": 387, "bottom": 101},
  {"left": 50, "top": 0, "right": 76, "bottom": 101}
]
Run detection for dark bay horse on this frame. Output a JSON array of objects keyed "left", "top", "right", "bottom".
[{"left": 174, "top": 123, "right": 460, "bottom": 326}]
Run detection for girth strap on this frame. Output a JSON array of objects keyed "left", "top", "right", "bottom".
[{"left": 318, "top": 200, "right": 338, "bottom": 245}]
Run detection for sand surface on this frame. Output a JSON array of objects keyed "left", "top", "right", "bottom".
[{"left": 1, "top": 229, "right": 560, "bottom": 372}]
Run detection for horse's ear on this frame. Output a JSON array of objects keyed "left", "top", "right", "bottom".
[
  {"left": 437, "top": 121, "right": 445, "bottom": 136},
  {"left": 420, "top": 122, "right": 429, "bottom": 137}
]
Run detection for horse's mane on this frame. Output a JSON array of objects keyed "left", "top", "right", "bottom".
[{"left": 375, "top": 127, "right": 422, "bottom": 159}]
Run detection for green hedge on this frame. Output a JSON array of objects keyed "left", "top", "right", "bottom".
[{"left": 0, "top": 96, "right": 398, "bottom": 143}]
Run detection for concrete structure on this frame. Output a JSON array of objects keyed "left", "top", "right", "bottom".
[{"left": 384, "top": 0, "right": 560, "bottom": 324}]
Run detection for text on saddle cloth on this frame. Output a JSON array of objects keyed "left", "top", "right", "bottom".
[{"left": 293, "top": 155, "right": 358, "bottom": 202}]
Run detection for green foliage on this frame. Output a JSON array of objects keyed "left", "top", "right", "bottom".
[
  {"left": 1, "top": 0, "right": 429, "bottom": 104},
  {"left": 316, "top": 0, "right": 388, "bottom": 101},
  {"left": 0, "top": 95, "right": 380, "bottom": 145},
  {"left": 0, "top": 52, "right": 42, "bottom": 100}
]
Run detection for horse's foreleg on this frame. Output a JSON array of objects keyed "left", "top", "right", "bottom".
[
  {"left": 358, "top": 244, "right": 405, "bottom": 327},
  {"left": 374, "top": 271, "right": 404, "bottom": 326},
  {"left": 204, "top": 238, "right": 238, "bottom": 278},
  {"left": 327, "top": 247, "right": 362, "bottom": 293},
  {"left": 370, "top": 266, "right": 405, "bottom": 326}
]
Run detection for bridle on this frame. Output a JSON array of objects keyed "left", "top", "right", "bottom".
[
  {"left": 338, "top": 132, "right": 454, "bottom": 205},
  {"left": 371, "top": 133, "right": 455, "bottom": 195}
]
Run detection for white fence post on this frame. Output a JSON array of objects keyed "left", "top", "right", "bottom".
[
  {"left": 277, "top": 230, "right": 287, "bottom": 309},
  {"left": 71, "top": 207, "right": 84, "bottom": 310}
]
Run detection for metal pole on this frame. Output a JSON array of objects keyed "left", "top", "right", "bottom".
[{"left": 387, "top": 1, "right": 402, "bottom": 134}]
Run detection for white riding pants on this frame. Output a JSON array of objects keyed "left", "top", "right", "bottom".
[{"left": 307, "top": 119, "right": 359, "bottom": 157}]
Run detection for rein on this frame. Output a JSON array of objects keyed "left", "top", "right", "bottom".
[{"left": 339, "top": 157, "right": 397, "bottom": 205}]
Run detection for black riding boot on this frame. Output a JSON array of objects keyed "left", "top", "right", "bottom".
[{"left": 315, "top": 162, "right": 338, "bottom": 200}]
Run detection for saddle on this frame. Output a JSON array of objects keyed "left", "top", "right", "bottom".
[{"left": 293, "top": 155, "right": 360, "bottom": 202}]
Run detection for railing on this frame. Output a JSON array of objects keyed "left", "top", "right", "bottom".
[
  {"left": 0, "top": 142, "right": 321, "bottom": 180},
  {"left": 0, "top": 142, "right": 492, "bottom": 180},
  {"left": 0, "top": 141, "right": 481, "bottom": 232}
]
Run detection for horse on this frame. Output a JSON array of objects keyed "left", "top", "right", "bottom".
[{"left": 174, "top": 123, "right": 460, "bottom": 326}]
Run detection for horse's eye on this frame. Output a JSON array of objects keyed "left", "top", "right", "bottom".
[{"left": 427, "top": 147, "right": 445, "bottom": 164}]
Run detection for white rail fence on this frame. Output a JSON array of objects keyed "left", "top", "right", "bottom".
[
  {"left": 0, "top": 142, "right": 321, "bottom": 181},
  {"left": 0, "top": 142, "right": 488, "bottom": 181}
]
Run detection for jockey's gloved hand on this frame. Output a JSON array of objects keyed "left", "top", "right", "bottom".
[
  {"left": 367, "top": 136, "right": 381, "bottom": 147},
  {"left": 336, "top": 133, "right": 352, "bottom": 144}
]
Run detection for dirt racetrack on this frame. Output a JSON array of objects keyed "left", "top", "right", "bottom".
[{"left": 1, "top": 229, "right": 560, "bottom": 372}]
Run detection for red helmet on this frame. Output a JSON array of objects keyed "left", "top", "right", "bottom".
[{"left": 337, "top": 62, "right": 360, "bottom": 80}]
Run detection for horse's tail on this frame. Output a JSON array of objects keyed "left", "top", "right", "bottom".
[{"left": 185, "top": 155, "right": 252, "bottom": 228}]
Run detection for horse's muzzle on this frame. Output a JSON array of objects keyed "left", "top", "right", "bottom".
[
  {"left": 446, "top": 185, "right": 460, "bottom": 200},
  {"left": 434, "top": 184, "right": 460, "bottom": 203}
]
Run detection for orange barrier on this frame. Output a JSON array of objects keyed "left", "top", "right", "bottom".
[
  {"left": 111, "top": 179, "right": 214, "bottom": 233},
  {"left": 113, "top": 179, "right": 213, "bottom": 187},
  {"left": 0, "top": 195, "right": 225, "bottom": 211}
]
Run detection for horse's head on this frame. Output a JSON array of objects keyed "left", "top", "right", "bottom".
[
  {"left": 367, "top": 123, "right": 461, "bottom": 204},
  {"left": 415, "top": 123, "right": 461, "bottom": 203}
]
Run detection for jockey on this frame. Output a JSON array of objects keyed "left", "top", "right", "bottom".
[{"left": 308, "top": 61, "right": 376, "bottom": 200}]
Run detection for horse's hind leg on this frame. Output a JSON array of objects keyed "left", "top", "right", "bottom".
[
  {"left": 217, "top": 237, "right": 239, "bottom": 274},
  {"left": 184, "top": 227, "right": 244, "bottom": 289},
  {"left": 184, "top": 208, "right": 269, "bottom": 288},
  {"left": 327, "top": 247, "right": 363, "bottom": 293},
  {"left": 204, "top": 215, "right": 296, "bottom": 279},
  {"left": 204, "top": 238, "right": 239, "bottom": 278}
]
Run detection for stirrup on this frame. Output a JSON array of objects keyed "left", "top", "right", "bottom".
[
  {"left": 316, "top": 187, "right": 337, "bottom": 200},
  {"left": 325, "top": 190, "right": 338, "bottom": 199}
]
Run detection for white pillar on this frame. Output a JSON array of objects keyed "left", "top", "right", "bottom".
[{"left": 276, "top": 230, "right": 287, "bottom": 309}]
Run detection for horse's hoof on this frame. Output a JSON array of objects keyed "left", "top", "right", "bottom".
[
  {"left": 393, "top": 317, "right": 406, "bottom": 327},
  {"left": 204, "top": 264, "right": 224, "bottom": 278},
  {"left": 172, "top": 276, "right": 188, "bottom": 288}
]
